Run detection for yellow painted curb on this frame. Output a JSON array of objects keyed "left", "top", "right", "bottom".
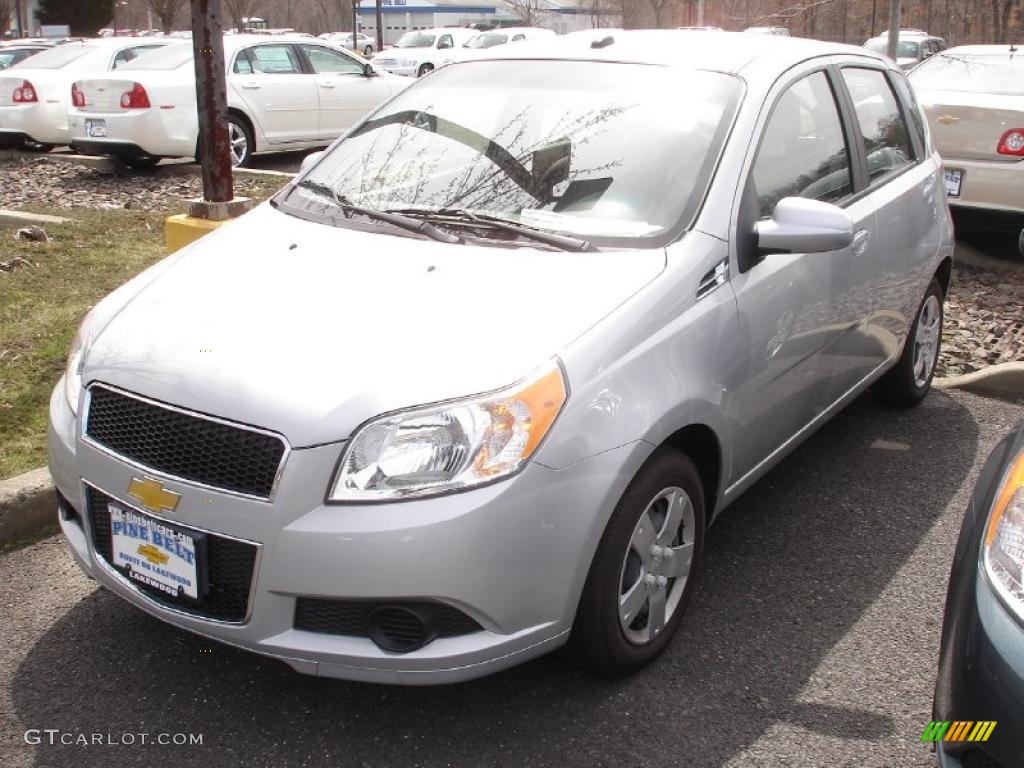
[{"left": 165, "top": 214, "right": 224, "bottom": 252}]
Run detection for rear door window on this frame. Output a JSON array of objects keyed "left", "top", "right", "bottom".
[
  {"left": 841, "top": 68, "right": 915, "bottom": 184},
  {"left": 751, "top": 70, "right": 853, "bottom": 218}
]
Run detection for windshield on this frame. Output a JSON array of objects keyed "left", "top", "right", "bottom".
[
  {"left": 911, "top": 52, "right": 1024, "bottom": 94},
  {"left": 466, "top": 32, "right": 508, "bottom": 49},
  {"left": 286, "top": 60, "right": 742, "bottom": 246},
  {"left": 14, "top": 43, "right": 94, "bottom": 69},
  {"left": 865, "top": 38, "right": 920, "bottom": 57},
  {"left": 395, "top": 32, "right": 435, "bottom": 49},
  {"left": 124, "top": 43, "right": 194, "bottom": 70}
]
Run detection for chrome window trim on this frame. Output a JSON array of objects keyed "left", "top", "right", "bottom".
[
  {"left": 81, "top": 382, "right": 291, "bottom": 502},
  {"left": 80, "top": 478, "right": 263, "bottom": 626}
]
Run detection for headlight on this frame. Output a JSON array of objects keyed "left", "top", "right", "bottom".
[
  {"left": 63, "top": 312, "right": 92, "bottom": 415},
  {"left": 329, "top": 362, "right": 567, "bottom": 502},
  {"left": 983, "top": 448, "right": 1024, "bottom": 619}
]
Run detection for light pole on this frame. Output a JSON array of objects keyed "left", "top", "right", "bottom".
[
  {"left": 375, "top": 0, "right": 383, "bottom": 54},
  {"left": 12, "top": 0, "right": 23, "bottom": 36},
  {"left": 886, "top": 0, "right": 901, "bottom": 61}
]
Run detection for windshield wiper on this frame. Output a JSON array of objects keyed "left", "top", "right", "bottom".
[
  {"left": 387, "top": 208, "right": 595, "bottom": 252},
  {"left": 293, "top": 181, "right": 462, "bottom": 245}
]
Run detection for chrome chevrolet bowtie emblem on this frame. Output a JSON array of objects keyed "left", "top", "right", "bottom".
[{"left": 127, "top": 477, "right": 181, "bottom": 514}]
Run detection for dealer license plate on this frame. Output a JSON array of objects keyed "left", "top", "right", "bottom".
[
  {"left": 109, "top": 503, "right": 203, "bottom": 600},
  {"left": 943, "top": 168, "right": 963, "bottom": 197},
  {"left": 85, "top": 118, "right": 107, "bottom": 138}
]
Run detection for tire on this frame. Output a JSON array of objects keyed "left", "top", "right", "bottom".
[
  {"left": 227, "top": 115, "right": 254, "bottom": 168},
  {"left": 121, "top": 155, "right": 160, "bottom": 170},
  {"left": 569, "top": 447, "right": 706, "bottom": 677},
  {"left": 417, "top": 63, "right": 434, "bottom": 78},
  {"left": 364, "top": 45, "right": 374, "bottom": 57},
  {"left": 1018, "top": 228, "right": 1023, "bottom": 260},
  {"left": 21, "top": 138, "right": 54, "bottom": 153},
  {"left": 875, "top": 278, "right": 944, "bottom": 407}
]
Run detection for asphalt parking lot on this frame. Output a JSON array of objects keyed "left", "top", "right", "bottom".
[{"left": 1, "top": 388, "right": 1022, "bottom": 768}]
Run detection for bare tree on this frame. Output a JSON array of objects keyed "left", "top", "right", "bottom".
[
  {"left": 147, "top": 0, "right": 185, "bottom": 33},
  {"left": 506, "top": 0, "right": 552, "bottom": 27},
  {"left": 0, "top": 0, "right": 16, "bottom": 35},
  {"left": 224, "top": 0, "right": 258, "bottom": 32}
]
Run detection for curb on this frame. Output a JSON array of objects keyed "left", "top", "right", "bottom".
[
  {"left": 0, "top": 209, "right": 71, "bottom": 228},
  {"left": 1, "top": 364, "right": 1019, "bottom": 551},
  {"left": 0, "top": 467, "right": 56, "bottom": 550},
  {"left": 933, "top": 361, "right": 1024, "bottom": 403}
]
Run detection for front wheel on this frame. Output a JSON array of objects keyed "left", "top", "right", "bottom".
[
  {"left": 569, "top": 447, "right": 705, "bottom": 676},
  {"left": 121, "top": 155, "right": 160, "bottom": 170},
  {"left": 21, "top": 138, "right": 54, "bottom": 153},
  {"left": 364, "top": 45, "right": 374, "bottom": 57},
  {"left": 417, "top": 63, "right": 434, "bottom": 78},
  {"left": 875, "top": 277, "right": 944, "bottom": 406}
]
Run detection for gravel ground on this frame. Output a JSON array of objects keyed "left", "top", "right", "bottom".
[
  {"left": 1, "top": 390, "right": 1021, "bottom": 768},
  {"left": 940, "top": 259, "right": 1024, "bottom": 377},
  {"left": 0, "top": 157, "right": 285, "bottom": 212}
]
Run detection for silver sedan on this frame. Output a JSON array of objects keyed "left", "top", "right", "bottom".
[{"left": 49, "top": 30, "right": 954, "bottom": 684}]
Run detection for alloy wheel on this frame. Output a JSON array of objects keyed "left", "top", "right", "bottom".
[
  {"left": 229, "top": 122, "right": 248, "bottom": 167},
  {"left": 618, "top": 486, "right": 696, "bottom": 645},
  {"left": 913, "top": 294, "right": 941, "bottom": 387}
]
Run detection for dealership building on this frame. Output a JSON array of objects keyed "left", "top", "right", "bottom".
[{"left": 357, "top": 0, "right": 620, "bottom": 44}]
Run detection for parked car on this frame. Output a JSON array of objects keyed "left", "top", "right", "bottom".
[
  {"left": 372, "top": 27, "right": 478, "bottom": 77},
  {"left": 0, "top": 37, "right": 171, "bottom": 151},
  {"left": 0, "top": 44, "right": 49, "bottom": 70},
  {"left": 50, "top": 30, "right": 953, "bottom": 685},
  {"left": 68, "top": 36, "right": 409, "bottom": 168},
  {"left": 320, "top": 31, "right": 377, "bottom": 57},
  {"left": 909, "top": 45, "right": 1023, "bottom": 231},
  {"left": 743, "top": 26, "right": 790, "bottom": 36},
  {"left": 934, "top": 420, "right": 1024, "bottom": 768},
  {"left": 461, "top": 26, "right": 556, "bottom": 51},
  {"left": 864, "top": 29, "right": 946, "bottom": 69}
]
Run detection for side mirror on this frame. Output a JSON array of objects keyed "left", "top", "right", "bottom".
[
  {"left": 363, "top": 62, "right": 376, "bottom": 77},
  {"left": 753, "top": 197, "right": 854, "bottom": 254},
  {"left": 299, "top": 150, "right": 324, "bottom": 175}
]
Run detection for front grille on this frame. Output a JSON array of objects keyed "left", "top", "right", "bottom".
[
  {"left": 85, "top": 384, "right": 286, "bottom": 498},
  {"left": 294, "top": 598, "right": 481, "bottom": 652},
  {"left": 87, "top": 486, "right": 258, "bottom": 622}
]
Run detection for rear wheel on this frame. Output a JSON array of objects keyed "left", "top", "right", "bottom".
[
  {"left": 569, "top": 447, "right": 705, "bottom": 676},
  {"left": 21, "top": 138, "right": 53, "bottom": 153},
  {"left": 875, "top": 278, "right": 944, "bottom": 406},
  {"left": 417, "top": 63, "right": 434, "bottom": 78},
  {"left": 121, "top": 155, "right": 160, "bottom": 170},
  {"left": 227, "top": 115, "right": 253, "bottom": 167}
]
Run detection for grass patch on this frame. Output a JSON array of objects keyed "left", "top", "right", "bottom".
[
  {"left": 0, "top": 524, "right": 58, "bottom": 554},
  {"left": 0, "top": 180, "right": 281, "bottom": 479}
]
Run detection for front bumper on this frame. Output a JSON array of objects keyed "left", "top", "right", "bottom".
[
  {"left": 375, "top": 65, "right": 417, "bottom": 77},
  {"left": 48, "top": 381, "right": 644, "bottom": 684},
  {"left": 0, "top": 102, "right": 69, "bottom": 145},
  {"left": 944, "top": 156, "right": 1024, "bottom": 216}
]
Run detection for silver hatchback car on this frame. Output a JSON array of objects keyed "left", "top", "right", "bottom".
[{"left": 49, "top": 31, "right": 954, "bottom": 684}]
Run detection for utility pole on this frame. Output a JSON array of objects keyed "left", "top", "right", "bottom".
[
  {"left": 13, "top": 0, "right": 24, "bottom": 36},
  {"left": 375, "top": 0, "right": 383, "bottom": 54},
  {"left": 352, "top": 0, "right": 358, "bottom": 50},
  {"left": 871, "top": 0, "right": 877, "bottom": 36},
  {"left": 886, "top": 0, "right": 901, "bottom": 61},
  {"left": 190, "top": 0, "right": 233, "bottom": 205}
]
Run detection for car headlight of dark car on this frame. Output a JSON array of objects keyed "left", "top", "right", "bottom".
[{"left": 983, "top": 448, "right": 1024, "bottom": 621}]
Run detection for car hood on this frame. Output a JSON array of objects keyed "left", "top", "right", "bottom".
[{"left": 82, "top": 202, "right": 666, "bottom": 447}]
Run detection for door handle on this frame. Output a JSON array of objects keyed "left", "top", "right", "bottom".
[
  {"left": 240, "top": 82, "right": 261, "bottom": 90},
  {"left": 852, "top": 229, "right": 870, "bottom": 257},
  {"left": 318, "top": 82, "right": 336, "bottom": 89}
]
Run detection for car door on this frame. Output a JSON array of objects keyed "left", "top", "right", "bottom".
[
  {"left": 836, "top": 65, "right": 943, "bottom": 367},
  {"left": 231, "top": 43, "right": 319, "bottom": 145},
  {"left": 727, "top": 66, "right": 875, "bottom": 484},
  {"left": 297, "top": 43, "right": 392, "bottom": 140}
]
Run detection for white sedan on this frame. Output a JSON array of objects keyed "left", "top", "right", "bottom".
[
  {"left": 68, "top": 36, "right": 409, "bottom": 168},
  {"left": 0, "top": 37, "right": 171, "bottom": 150}
]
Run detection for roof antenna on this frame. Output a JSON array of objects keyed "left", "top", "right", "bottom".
[{"left": 591, "top": 35, "right": 615, "bottom": 49}]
